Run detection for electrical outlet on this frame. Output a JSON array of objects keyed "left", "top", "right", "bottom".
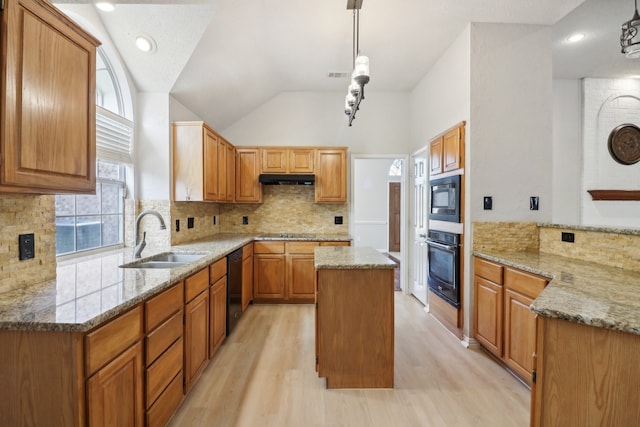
[
  {"left": 187, "top": 217, "right": 194, "bottom": 229},
  {"left": 334, "top": 216, "right": 343, "bottom": 225},
  {"left": 242, "top": 216, "right": 249, "bottom": 225},
  {"left": 19, "top": 233, "right": 35, "bottom": 260},
  {"left": 561, "top": 232, "right": 575, "bottom": 243},
  {"left": 175, "top": 219, "right": 180, "bottom": 232},
  {"left": 483, "top": 196, "right": 492, "bottom": 210},
  {"left": 530, "top": 196, "right": 539, "bottom": 211}
]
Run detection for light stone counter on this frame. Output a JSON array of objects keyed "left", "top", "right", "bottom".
[
  {"left": 314, "top": 246, "right": 397, "bottom": 270},
  {"left": 0, "top": 233, "right": 351, "bottom": 332},
  {"left": 474, "top": 250, "right": 640, "bottom": 336}
]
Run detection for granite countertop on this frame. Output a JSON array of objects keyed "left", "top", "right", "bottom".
[
  {"left": 474, "top": 250, "right": 640, "bottom": 336},
  {"left": 314, "top": 246, "right": 397, "bottom": 270},
  {"left": 0, "top": 233, "right": 351, "bottom": 333}
]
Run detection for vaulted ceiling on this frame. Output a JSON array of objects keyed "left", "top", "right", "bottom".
[{"left": 55, "top": 0, "right": 640, "bottom": 129}]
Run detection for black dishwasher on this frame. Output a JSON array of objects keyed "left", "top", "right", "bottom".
[{"left": 227, "top": 248, "right": 243, "bottom": 335}]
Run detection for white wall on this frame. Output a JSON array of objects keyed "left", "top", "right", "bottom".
[
  {"left": 136, "top": 93, "right": 171, "bottom": 200},
  {"left": 409, "top": 25, "right": 471, "bottom": 154},
  {"left": 470, "top": 23, "right": 553, "bottom": 223},
  {"left": 169, "top": 95, "right": 202, "bottom": 122},
  {"left": 581, "top": 78, "right": 640, "bottom": 227},
  {"left": 552, "top": 79, "right": 582, "bottom": 225},
  {"left": 352, "top": 158, "right": 399, "bottom": 250},
  {"left": 221, "top": 91, "right": 411, "bottom": 154}
]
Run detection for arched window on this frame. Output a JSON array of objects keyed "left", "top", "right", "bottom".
[
  {"left": 389, "top": 159, "right": 403, "bottom": 177},
  {"left": 55, "top": 46, "right": 133, "bottom": 256}
]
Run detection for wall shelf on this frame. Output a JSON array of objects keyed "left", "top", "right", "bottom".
[{"left": 587, "top": 190, "right": 640, "bottom": 201}]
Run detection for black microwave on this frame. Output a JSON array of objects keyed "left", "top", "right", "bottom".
[{"left": 429, "top": 175, "right": 461, "bottom": 223}]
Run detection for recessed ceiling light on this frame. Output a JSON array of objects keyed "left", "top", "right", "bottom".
[
  {"left": 95, "top": 2, "right": 115, "bottom": 12},
  {"left": 135, "top": 35, "right": 156, "bottom": 53},
  {"left": 567, "top": 33, "right": 585, "bottom": 43}
]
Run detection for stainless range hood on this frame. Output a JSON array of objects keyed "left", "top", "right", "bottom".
[{"left": 258, "top": 174, "right": 315, "bottom": 185}]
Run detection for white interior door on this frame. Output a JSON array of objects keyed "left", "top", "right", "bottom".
[{"left": 411, "top": 153, "right": 428, "bottom": 305}]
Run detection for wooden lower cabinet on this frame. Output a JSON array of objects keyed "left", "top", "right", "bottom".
[
  {"left": 242, "top": 243, "right": 254, "bottom": 310},
  {"left": 253, "top": 254, "right": 286, "bottom": 300},
  {"left": 87, "top": 341, "right": 144, "bottom": 427},
  {"left": 286, "top": 255, "right": 316, "bottom": 301},
  {"left": 146, "top": 372, "right": 184, "bottom": 427},
  {"left": 184, "top": 289, "right": 209, "bottom": 392},
  {"left": 209, "top": 276, "right": 227, "bottom": 357},
  {"left": 474, "top": 276, "right": 503, "bottom": 357},
  {"left": 504, "top": 288, "right": 536, "bottom": 381}
]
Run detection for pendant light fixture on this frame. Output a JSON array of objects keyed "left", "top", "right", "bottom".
[
  {"left": 344, "top": 0, "right": 370, "bottom": 126},
  {"left": 621, "top": 0, "right": 640, "bottom": 58}
]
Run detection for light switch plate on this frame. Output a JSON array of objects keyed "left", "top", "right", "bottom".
[{"left": 19, "top": 233, "right": 35, "bottom": 260}]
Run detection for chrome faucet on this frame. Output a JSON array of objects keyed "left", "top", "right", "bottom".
[{"left": 133, "top": 209, "right": 167, "bottom": 258}]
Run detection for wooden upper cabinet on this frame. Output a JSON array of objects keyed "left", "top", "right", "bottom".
[
  {"left": 261, "top": 147, "right": 315, "bottom": 174},
  {"left": 429, "top": 121, "right": 465, "bottom": 176},
  {"left": 315, "top": 148, "right": 347, "bottom": 203},
  {"left": 0, "top": 0, "right": 100, "bottom": 194},
  {"left": 235, "top": 148, "right": 262, "bottom": 203},
  {"left": 172, "top": 121, "right": 235, "bottom": 202},
  {"left": 429, "top": 137, "right": 443, "bottom": 176}
]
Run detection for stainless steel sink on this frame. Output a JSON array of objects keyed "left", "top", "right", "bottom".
[{"left": 120, "top": 252, "right": 206, "bottom": 269}]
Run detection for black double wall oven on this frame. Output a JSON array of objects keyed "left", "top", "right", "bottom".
[{"left": 427, "top": 174, "right": 462, "bottom": 308}]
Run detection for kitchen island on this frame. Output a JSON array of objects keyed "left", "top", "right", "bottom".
[
  {"left": 314, "top": 246, "right": 397, "bottom": 388},
  {"left": 474, "top": 250, "right": 640, "bottom": 426}
]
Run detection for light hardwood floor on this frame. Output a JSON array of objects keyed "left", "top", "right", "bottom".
[{"left": 170, "top": 293, "right": 529, "bottom": 426}]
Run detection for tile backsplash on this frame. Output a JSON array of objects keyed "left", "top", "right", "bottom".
[
  {"left": 472, "top": 222, "right": 539, "bottom": 252},
  {"left": 0, "top": 195, "right": 56, "bottom": 293}
]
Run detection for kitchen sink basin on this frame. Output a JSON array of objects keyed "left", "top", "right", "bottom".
[{"left": 120, "top": 252, "right": 206, "bottom": 269}]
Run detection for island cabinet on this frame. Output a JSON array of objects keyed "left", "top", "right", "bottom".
[
  {"left": 531, "top": 316, "right": 640, "bottom": 427},
  {"left": 172, "top": 121, "right": 235, "bottom": 203},
  {"left": 242, "top": 243, "right": 254, "bottom": 311},
  {"left": 183, "top": 267, "right": 210, "bottom": 392},
  {"left": 209, "top": 258, "right": 227, "bottom": 358},
  {"left": 235, "top": 148, "right": 263, "bottom": 203},
  {"left": 315, "top": 247, "right": 396, "bottom": 388},
  {"left": 144, "top": 282, "right": 185, "bottom": 427},
  {"left": 1, "top": 0, "right": 100, "bottom": 194},
  {"left": 473, "top": 256, "right": 548, "bottom": 386}
]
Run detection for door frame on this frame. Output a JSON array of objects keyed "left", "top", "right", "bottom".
[{"left": 350, "top": 154, "right": 410, "bottom": 295}]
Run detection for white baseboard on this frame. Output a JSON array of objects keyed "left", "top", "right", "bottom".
[{"left": 461, "top": 335, "right": 480, "bottom": 349}]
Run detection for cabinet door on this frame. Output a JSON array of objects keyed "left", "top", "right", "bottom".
[
  {"left": 286, "top": 255, "right": 316, "bottom": 301},
  {"left": 217, "top": 139, "right": 227, "bottom": 201},
  {"left": 235, "top": 148, "right": 263, "bottom": 203},
  {"left": 504, "top": 288, "right": 536, "bottom": 384},
  {"left": 87, "top": 342, "right": 144, "bottom": 427},
  {"left": 315, "top": 149, "right": 347, "bottom": 203},
  {"left": 1, "top": 0, "right": 99, "bottom": 193},
  {"left": 226, "top": 143, "right": 235, "bottom": 201},
  {"left": 184, "top": 290, "right": 209, "bottom": 392},
  {"left": 289, "top": 148, "right": 315, "bottom": 173},
  {"left": 253, "top": 254, "right": 286, "bottom": 300},
  {"left": 242, "top": 248, "right": 254, "bottom": 311},
  {"left": 203, "top": 129, "right": 219, "bottom": 201},
  {"left": 261, "top": 148, "right": 287, "bottom": 173},
  {"left": 429, "top": 137, "right": 443, "bottom": 175},
  {"left": 443, "top": 127, "right": 462, "bottom": 172},
  {"left": 474, "top": 276, "right": 503, "bottom": 357},
  {"left": 209, "top": 277, "right": 227, "bottom": 358}
]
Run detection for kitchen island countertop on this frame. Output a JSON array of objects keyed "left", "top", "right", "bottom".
[
  {"left": 474, "top": 250, "right": 640, "bottom": 336},
  {"left": 314, "top": 246, "right": 397, "bottom": 270},
  {"left": 0, "top": 233, "right": 351, "bottom": 332}
]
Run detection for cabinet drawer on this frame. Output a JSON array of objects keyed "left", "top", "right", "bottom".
[
  {"left": 146, "top": 371, "right": 183, "bottom": 427},
  {"left": 285, "top": 241, "right": 319, "bottom": 254},
  {"left": 474, "top": 257, "right": 503, "bottom": 284},
  {"left": 146, "top": 309, "right": 183, "bottom": 366},
  {"left": 209, "top": 258, "right": 227, "bottom": 284},
  {"left": 243, "top": 242, "right": 253, "bottom": 259},
  {"left": 146, "top": 337, "right": 183, "bottom": 409},
  {"left": 145, "top": 282, "right": 184, "bottom": 332},
  {"left": 85, "top": 305, "right": 143, "bottom": 376},
  {"left": 504, "top": 267, "right": 547, "bottom": 299},
  {"left": 319, "top": 241, "right": 350, "bottom": 246},
  {"left": 254, "top": 241, "right": 285, "bottom": 254},
  {"left": 185, "top": 268, "right": 210, "bottom": 302}
]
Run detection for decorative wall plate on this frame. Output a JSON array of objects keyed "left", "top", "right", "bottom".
[{"left": 608, "top": 124, "right": 640, "bottom": 165}]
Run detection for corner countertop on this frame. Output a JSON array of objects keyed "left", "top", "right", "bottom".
[
  {"left": 0, "top": 233, "right": 351, "bottom": 333},
  {"left": 474, "top": 250, "right": 640, "bottom": 336},
  {"left": 314, "top": 246, "right": 397, "bottom": 270}
]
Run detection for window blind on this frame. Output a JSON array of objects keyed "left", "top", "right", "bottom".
[{"left": 96, "top": 106, "right": 134, "bottom": 164}]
